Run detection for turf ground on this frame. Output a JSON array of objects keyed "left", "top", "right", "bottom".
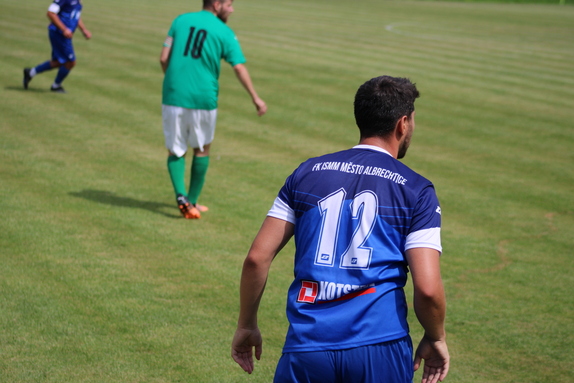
[{"left": 1, "top": 0, "right": 573, "bottom": 382}]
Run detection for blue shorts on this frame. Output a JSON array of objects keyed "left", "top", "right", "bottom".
[
  {"left": 49, "top": 28, "right": 76, "bottom": 64},
  {"left": 274, "top": 337, "right": 413, "bottom": 383}
]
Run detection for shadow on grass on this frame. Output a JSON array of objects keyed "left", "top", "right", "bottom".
[
  {"left": 69, "top": 189, "right": 179, "bottom": 219},
  {"left": 5, "top": 85, "right": 51, "bottom": 93}
]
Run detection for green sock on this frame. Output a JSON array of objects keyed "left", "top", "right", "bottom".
[
  {"left": 188, "top": 156, "right": 210, "bottom": 205},
  {"left": 167, "top": 155, "right": 187, "bottom": 199}
]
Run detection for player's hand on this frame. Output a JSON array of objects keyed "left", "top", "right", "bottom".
[
  {"left": 231, "top": 327, "right": 263, "bottom": 374},
  {"left": 63, "top": 28, "right": 73, "bottom": 39},
  {"left": 254, "top": 97, "right": 267, "bottom": 116},
  {"left": 82, "top": 29, "right": 92, "bottom": 39},
  {"left": 413, "top": 335, "right": 450, "bottom": 383}
]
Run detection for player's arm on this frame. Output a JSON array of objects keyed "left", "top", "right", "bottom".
[
  {"left": 232, "top": 216, "right": 294, "bottom": 374},
  {"left": 406, "top": 247, "right": 449, "bottom": 383},
  {"left": 159, "top": 37, "right": 173, "bottom": 73},
  {"left": 47, "top": 7, "right": 73, "bottom": 39},
  {"left": 233, "top": 63, "right": 267, "bottom": 116},
  {"left": 77, "top": 18, "right": 91, "bottom": 39}
]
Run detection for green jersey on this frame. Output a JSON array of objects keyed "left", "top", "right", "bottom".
[{"left": 162, "top": 10, "right": 246, "bottom": 110}]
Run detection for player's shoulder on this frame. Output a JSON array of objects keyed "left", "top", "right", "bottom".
[
  {"left": 384, "top": 158, "right": 434, "bottom": 195},
  {"left": 352, "top": 146, "right": 436, "bottom": 189},
  {"left": 54, "top": 0, "right": 81, "bottom": 8},
  {"left": 172, "top": 11, "right": 233, "bottom": 31},
  {"left": 173, "top": 11, "right": 196, "bottom": 23},
  {"left": 297, "top": 149, "right": 347, "bottom": 168},
  {"left": 54, "top": 0, "right": 77, "bottom": 6},
  {"left": 312, "top": 148, "right": 355, "bottom": 161}
]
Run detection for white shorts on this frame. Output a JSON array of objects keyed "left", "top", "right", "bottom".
[{"left": 162, "top": 105, "right": 217, "bottom": 157}]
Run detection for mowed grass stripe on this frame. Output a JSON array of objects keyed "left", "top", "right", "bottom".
[
  {"left": 361, "top": 26, "right": 574, "bottom": 103},
  {"left": 238, "top": 4, "right": 573, "bottom": 119}
]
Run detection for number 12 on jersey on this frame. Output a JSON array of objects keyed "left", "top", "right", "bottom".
[{"left": 315, "top": 188, "right": 378, "bottom": 270}]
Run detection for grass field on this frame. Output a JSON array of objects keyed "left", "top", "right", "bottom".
[{"left": 1, "top": 0, "right": 573, "bottom": 382}]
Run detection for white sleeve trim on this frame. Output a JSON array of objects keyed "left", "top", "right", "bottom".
[
  {"left": 267, "top": 197, "right": 295, "bottom": 224},
  {"left": 405, "top": 228, "right": 442, "bottom": 254},
  {"left": 48, "top": 3, "right": 60, "bottom": 13}
]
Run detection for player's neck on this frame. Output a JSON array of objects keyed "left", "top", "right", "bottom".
[{"left": 358, "top": 136, "right": 398, "bottom": 159}]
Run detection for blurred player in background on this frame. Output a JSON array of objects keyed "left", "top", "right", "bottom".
[
  {"left": 23, "top": 0, "right": 91, "bottom": 93},
  {"left": 160, "top": 0, "right": 267, "bottom": 219},
  {"left": 232, "top": 76, "right": 449, "bottom": 383}
]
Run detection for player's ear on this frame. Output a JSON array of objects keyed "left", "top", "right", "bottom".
[{"left": 395, "top": 115, "right": 408, "bottom": 140}]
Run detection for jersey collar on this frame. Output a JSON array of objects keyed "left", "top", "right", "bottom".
[{"left": 352, "top": 144, "right": 393, "bottom": 157}]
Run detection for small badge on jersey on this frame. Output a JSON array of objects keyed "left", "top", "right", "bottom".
[{"left": 297, "top": 280, "right": 318, "bottom": 304}]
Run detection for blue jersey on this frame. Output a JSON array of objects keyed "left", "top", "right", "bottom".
[
  {"left": 267, "top": 145, "right": 442, "bottom": 353},
  {"left": 48, "top": 0, "right": 83, "bottom": 34}
]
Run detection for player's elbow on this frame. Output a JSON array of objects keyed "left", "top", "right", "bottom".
[
  {"left": 233, "top": 63, "right": 246, "bottom": 75},
  {"left": 243, "top": 247, "right": 275, "bottom": 274},
  {"left": 243, "top": 253, "right": 267, "bottom": 271},
  {"left": 414, "top": 280, "right": 445, "bottom": 302},
  {"left": 242, "top": 254, "right": 258, "bottom": 269},
  {"left": 159, "top": 59, "right": 169, "bottom": 72}
]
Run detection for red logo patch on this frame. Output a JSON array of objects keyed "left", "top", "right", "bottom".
[{"left": 297, "top": 280, "right": 318, "bottom": 304}]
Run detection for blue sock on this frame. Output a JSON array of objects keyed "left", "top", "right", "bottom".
[
  {"left": 54, "top": 66, "right": 71, "bottom": 85},
  {"left": 34, "top": 61, "right": 53, "bottom": 75}
]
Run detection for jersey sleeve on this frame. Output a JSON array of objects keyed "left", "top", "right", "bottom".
[
  {"left": 405, "top": 184, "right": 442, "bottom": 253},
  {"left": 166, "top": 17, "right": 177, "bottom": 39},
  {"left": 48, "top": 2, "right": 61, "bottom": 13},
  {"left": 222, "top": 31, "right": 246, "bottom": 66},
  {"left": 267, "top": 197, "right": 296, "bottom": 224},
  {"left": 266, "top": 171, "right": 297, "bottom": 224}
]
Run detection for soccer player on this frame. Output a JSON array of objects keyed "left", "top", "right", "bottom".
[
  {"left": 231, "top": 76, "right": 449, "bottom": 383},
  {"left": 23, "top": 0, "right": 92, "bottom": 93},
  {"left": 160, "top": 0, "right": 267, "bottom": 219}
]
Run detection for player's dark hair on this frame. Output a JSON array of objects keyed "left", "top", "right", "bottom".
[
  {"left": 203, "top": 0, "right": 219, "bottom": 8},
  {"left": 354, "top": 76, "right": 419, "bottom": 139}
]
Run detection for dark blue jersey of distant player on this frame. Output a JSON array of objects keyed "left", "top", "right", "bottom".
[
  {"left": 48, "top": 0, "right": 83, "bottom": 34},
  {"left": 267, "top": 145, "right": 442, "bottom": 353}
]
